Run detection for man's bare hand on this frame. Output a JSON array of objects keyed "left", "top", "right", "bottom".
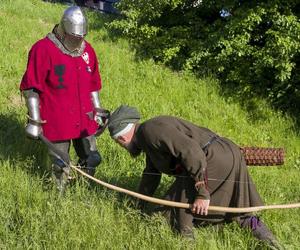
[{"left": 191, "top": 198, "right": 210, "bottom": 215}]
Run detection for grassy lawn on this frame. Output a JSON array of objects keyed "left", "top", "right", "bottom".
[{"left": 0, "top": 0, "right": 299, "bottom": 249}]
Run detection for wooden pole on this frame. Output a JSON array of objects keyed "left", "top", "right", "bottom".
[{"left": 71, "top": 165, "right": 300, "bottom": 213}]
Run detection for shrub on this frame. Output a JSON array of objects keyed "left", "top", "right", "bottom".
[{"left": 109, "top": 0, "right": 300, "bottom": 114}]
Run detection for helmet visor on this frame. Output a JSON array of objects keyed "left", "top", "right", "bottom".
[{"left": 63, "top": 33, "right": 85, "bottom": 52}]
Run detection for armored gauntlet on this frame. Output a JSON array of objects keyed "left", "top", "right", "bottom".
[
  {"left": 23, "top": 89, "right": 44, "bottom": 139},
  {"left": 90, "top": 91, "right": 110, "bottom": 135}
]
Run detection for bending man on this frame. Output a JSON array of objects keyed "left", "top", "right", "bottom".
[{"left": 107, "top": 105, "right": 282, "bottom": 249}]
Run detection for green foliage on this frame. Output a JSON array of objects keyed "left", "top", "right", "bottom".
[{"left": 110, "top": 0, "right": 300, "bottom": 115}]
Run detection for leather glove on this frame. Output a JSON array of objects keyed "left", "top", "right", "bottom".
[
  {"left": 94, "top": 108, "right": 110, "bottom": 136},
  {"left": 94, "top": 108, "right": 110, "bottom": 125}
]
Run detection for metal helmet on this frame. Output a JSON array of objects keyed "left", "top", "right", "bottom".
[{"left": 60, "top": 6, "right": 87, "bottom": 37}]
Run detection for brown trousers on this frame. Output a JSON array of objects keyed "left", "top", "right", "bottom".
[
  {"left": 152, "top": 173, "right": 198, "bottom": 236},
  {"left": 153, "top": 174, "right": 280, "bottom": 249}
]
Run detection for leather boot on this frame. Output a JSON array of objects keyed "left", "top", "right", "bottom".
[
  {"left": 238, "top": 216, "right": 284, "bottom": 250},
  {"left": 180, "top": 226, "right": 195, "bottom": 241},
  {"left": 52, "top": 164, "right": 70, "bottom": 194}
]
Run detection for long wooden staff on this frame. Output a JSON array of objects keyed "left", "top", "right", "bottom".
[
  {"left": 39, "top": 135, "right": 300, "bottom": 213},
  {"left": 71, "top": 165, "right": 300, "bottom": 213}
]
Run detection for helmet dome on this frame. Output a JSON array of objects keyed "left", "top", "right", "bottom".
[{"left": 60, "top": 6, "right": 87, "bottom": 37}]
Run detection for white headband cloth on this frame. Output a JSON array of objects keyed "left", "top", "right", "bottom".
[{"left": 112, "top": 123, "right": 134, "bottom": 139}]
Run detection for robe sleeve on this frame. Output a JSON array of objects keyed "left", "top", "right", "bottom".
[
  {"left": 137, "top": 156, "right": 161, "bottom": 211},
  {"left": 154, "top": 125, "right": 210, "bottom": 199},
  {"left": 138, "top": 156, "right": 162, "bottom": 197}
]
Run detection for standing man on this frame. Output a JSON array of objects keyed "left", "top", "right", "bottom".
[
  {"left": 107, "top": 105, "right": 282, "bottom": 249},
  {"left": 20, "top": 6, "right": 108, "bottom": 192}
]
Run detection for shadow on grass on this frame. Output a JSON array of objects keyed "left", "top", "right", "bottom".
[
  {"left": 213, "top": 79, "right": 300, "bottom": 131},
  {"left": 96, "top": 173, "right": 175, "bottom": 209},
  {"left": 0, "top": 113, "right": 174, "bottom": 214},
  {"left": 88, "top": 171, "right": 173, "bottom": 213},
  {"left": 0, "top": 113, "right": 49, "bottom": 178}
]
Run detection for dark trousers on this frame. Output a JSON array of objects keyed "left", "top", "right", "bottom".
[{"left": 48, "top": 135, "right": 100, "bottom": 191}]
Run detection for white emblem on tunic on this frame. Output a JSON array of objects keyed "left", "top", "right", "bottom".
[{"left": 82, "top": 52, "right": 89, "bottom": 64}]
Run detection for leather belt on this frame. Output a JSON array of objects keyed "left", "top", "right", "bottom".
[{"left": 202, "top": 135, "right": 219, "bottom": 154}]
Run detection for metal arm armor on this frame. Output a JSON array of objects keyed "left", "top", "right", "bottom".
[
  {"left": 23, "top": 89, "right": 44, "bottom": 139},
  {"left": 90, "top": 91, "right": 101, "bottom": 109}
]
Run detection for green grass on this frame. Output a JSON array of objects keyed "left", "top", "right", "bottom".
[{"left": 0, "top": 0, "right": 300, "bottom": 249}]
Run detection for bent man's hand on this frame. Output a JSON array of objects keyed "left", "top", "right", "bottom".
[{"left": 191, "top": 198, "right": 210, "bottom": 215}]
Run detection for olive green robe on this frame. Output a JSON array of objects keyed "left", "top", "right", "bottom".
[{"left": 131, "top": 116, "right": 263, "bottom": 225}]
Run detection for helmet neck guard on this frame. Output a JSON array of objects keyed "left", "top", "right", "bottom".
[{"left": 47, "top": 25, "right": 86, "bottom": 57}]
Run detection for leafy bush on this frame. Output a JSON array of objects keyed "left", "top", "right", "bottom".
[{"left": 109, "top": 0, "right": 300, "bottom": 115}]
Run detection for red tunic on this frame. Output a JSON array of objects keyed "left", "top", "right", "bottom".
[{"left": 20, "top": 37, "right": 102, "bottom": 141}]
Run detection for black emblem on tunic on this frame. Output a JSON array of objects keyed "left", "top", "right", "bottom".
[{"left": 54, "top": 64, "right": 66, "bottom": 89}]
